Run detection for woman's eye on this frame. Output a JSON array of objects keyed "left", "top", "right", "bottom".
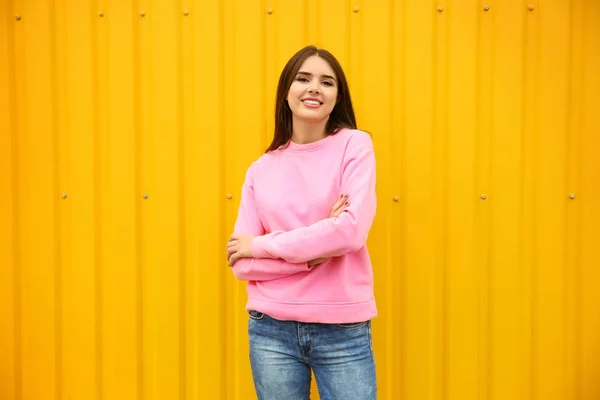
[
  {"left": 296, "top": 77, "right": 309, "bottom": 82},
  {"left": 322, "top": 81, "right": 334, "bottom": 86}
]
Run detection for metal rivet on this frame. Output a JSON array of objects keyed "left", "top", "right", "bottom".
[
  {"left": 528, "top": 5, "right": 535, "bottom": 11},
  {"left": 227, "top": 194, "right": 233, "bottom": 199},
  {"left": 183, "top": 10, "right": 189, "bottom": 16},
  {"left": 393, "top": 196, "right": 399, "bottom": 202},
  {"left": 143, "top": 193, "right": 149, "bottom": 199},
  {"left": 353, "top": 6, "right": 359, "bottom": 12},
  {"left": 140, "top": 10, "right": 146, "bottom": 17},
  {"left": 98, "top": 11, "right": 104, "bottom": 17},
  {"left": 483, "top": 5, "right": 490, "bottom": 11},
  {"left": 569, "top": 193, "right": 576, "bottom": 199},
  {"left": 15, "top": 15, "right": 22, "bottom": 21},
  {"left": 437, "top": 6, "right": 444, "bottom": 12},
  {"left": 267, "top": 8, "right": 273, "bottom": 14},
  {"left": 480, "top": 194, "right": 487, "bottom": 200},
  {"left": 61, "top": 193, "right": 67, "bottom": 199}
]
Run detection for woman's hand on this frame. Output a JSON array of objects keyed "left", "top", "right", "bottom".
[
  {"left": 308, "top": 194, "right": 350, "bottom": 267},
  {"left": 330, "top": 194, "right": 350, "bottom": 218},
  {"left": 227, "top": 234, "right": 255, "bottom": 266}
]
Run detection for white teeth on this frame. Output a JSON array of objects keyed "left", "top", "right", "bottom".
[{"left": 303, "top": 100, "right": 320, "bottom": 105}]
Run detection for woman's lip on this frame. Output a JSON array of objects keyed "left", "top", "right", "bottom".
[
  {"left": 302, "top": 98, "right": 322, "bottom": 103},
  {"left": 302, "top": 100, "right": 322, "bottom": 108}
]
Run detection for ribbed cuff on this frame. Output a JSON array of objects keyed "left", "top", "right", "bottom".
[{"left": 250, "top": 235, "right": 271, "bottom": 259}]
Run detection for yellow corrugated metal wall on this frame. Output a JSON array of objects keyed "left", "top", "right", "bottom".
[{"left": 1, "top": 0, "right": 599, "bottom": 399}]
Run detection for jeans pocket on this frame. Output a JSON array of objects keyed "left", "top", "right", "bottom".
[
  {"left": 337, "top": 321, "right": 369, "bottom": 329},
  {"left": 248, "top": 310, "right": 265, "bottom": 320}
]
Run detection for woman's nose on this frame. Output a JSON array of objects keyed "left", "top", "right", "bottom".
[{"left": 308, "top": 85, "right": 320, "bottom": 94}]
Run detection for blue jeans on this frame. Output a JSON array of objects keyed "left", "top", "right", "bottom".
[{"left": 248, "top": 311, "right": 377, "bottom": 400}]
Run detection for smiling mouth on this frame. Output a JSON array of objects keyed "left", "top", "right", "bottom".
[{"left": 302, "top": 99, "right": 322, "bottom": 106}]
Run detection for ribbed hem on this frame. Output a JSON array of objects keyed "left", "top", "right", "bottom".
[{"left": 246, "top": 296, "right": 377, "bottom": 324}]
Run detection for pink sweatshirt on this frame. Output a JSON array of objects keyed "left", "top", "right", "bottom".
[{"left": 231, "top": 128, "right": 378, "bottom": 323}]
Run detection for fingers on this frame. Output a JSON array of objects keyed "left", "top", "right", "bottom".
[
  {"left": 335, "top": 194, "right": 349, "bottom": 210},
  {"left": 332, "top": 195, "right": 350, "bottom": 218},
  {"left": 227, "top": 237, "right": 238, "bottom": 262},
  {"left": 227, "top": 240, "right": 238, "bottom": 256},
  {"left": 332, "top": 202, "right": 349, "bottom": 218},
  {"left": 229, "top": 252, "right": 240, "bottom": 266},
  {"left": 330, "top": 194, "right": 350, "bottom": 218}
]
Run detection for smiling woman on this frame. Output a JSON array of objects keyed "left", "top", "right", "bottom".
[
  {"left": 226, "top": 45, "right": 378, "bottom": 400},
  {"left": 265, "top": 45, "right": 358, "bottom": 152}
]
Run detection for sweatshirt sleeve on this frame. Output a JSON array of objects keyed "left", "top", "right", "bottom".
[
  {"left": 230, "top": 163, "right": 312, "bottom": 281},
  {"left": 250, "top": 136, "right": 377, "bottom": 263}
]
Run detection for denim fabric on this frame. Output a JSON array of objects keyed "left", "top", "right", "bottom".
[{"left": 248, "top": 311, "right": 377, "bottom": 400}]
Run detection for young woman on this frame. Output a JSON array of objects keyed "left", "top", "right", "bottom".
[{"left": 226, "top": 45, "right": 378, "bottom": 400}]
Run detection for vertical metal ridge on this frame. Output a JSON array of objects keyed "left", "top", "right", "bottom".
[
  {"left": 218, "top": 1, "right": 227, "bottom": 398},
  {"left": 519, "top": 3, "right": 533, "bottom": 400},
  {"left": 387, "top": 0, "right": 404, "bottom": 398},
  {"left": 220, "top": 1, "right": 236, "bottom": 397},
  {"left": 91, "top": 0, "right": 103, "bottom": 398},
  {"left": 398, "top": 1, "right": 407, "bottom": 398},
  {"left": 176, "top": 0, "right": 186, "bottom": 399},
  {"left": 303, "top": 0, "right": 308, "bottom": 45},
  {"left": 274, "top": 0, "right": 280, "bottom": 70},
  {"left": 572, "top": 78, "right": 583, "bottom": 400},
  {"left": 386, "top": 1, "right": 395, "bottom": 397},
  {"left": 525, "top": 2, "right": 541, "bottom": 400},
  {"left": 474, "top": 4, "right": 489, "bottom": 400},
  {"left": 7, "top": 0, "right": 22, "bottom": 396},
  {"left": 487, "top": 6, "right": 496, "bottom": 399},
  {"left": 230, "top": 6, "right": 240, "bottom": 395},
  {"left": 564, "top": 2, "right": 583, "bottom": 398},
  {"left": 442, "top": 4, "right": 451, "bottom": 399},
  {"left": 474, "top": 9, "right": 482, "bottom": 400},
  {"left": 385, "top": 190, "right": 394, "bottom": 400},
  {"left": 357, "top": 0, "right": 364, "bottom": 104},
  {"left": 346, "top": 0, "right": 351, "bottom": 77},
  {"left": 261, "top": 0, "right": 267, "bottom": 150},
  {"left": 530, "top": 4, "right": 541, "bottom": 399},
  {"left": 132, "top": 0, "right": 144, "bottom": 398},
  {"left": 48, "top": 1, "right": 63, "bottom": 398},
  {"left": 563, "top": 3, "right": 574, "bottom": 400},
  {"left": 573, "top": 3, "right": 586, "bottom": 399},
  {"left": 580, "top": 3, "right": 600, "bottom": 397},
  {"left": 431, "top": 1, "right": 449, "bottom": 398},
  {"left": 184, "top": 4, "right": 197, "bottom": 398},
  {"left": 430, "top": 2, "right": 438, "bottom": 397},
  {"left": 273, "top": 0, "right": 279, "bottom": 69},
  {"left": 261, "top": 0, "right": 267, "bottom": 149},
  {"left": 264, "top": 0, "right": 275, "bottom": 149},
  {"left": 316, "top": 0, "right": 321, "bottom": 45}
]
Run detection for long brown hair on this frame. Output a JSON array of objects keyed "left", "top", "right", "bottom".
[{"left": 266, "top": 46, "right": 357, "bottom": 152}]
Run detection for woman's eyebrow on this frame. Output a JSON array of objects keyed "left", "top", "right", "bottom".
[{"left": 296, "top": 71, "right": 337, "bottom": 82}]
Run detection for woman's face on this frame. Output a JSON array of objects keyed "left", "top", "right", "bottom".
[{"left": 286, "top": 55, "right": 338, "bottom": 124}]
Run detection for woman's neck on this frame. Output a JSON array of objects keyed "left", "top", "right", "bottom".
[{"left": 291, "top": 117, "right": 328, "bottom": 144}]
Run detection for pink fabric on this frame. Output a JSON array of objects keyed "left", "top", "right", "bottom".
[{"left": 231, "top": 128, "right": 378, "bottom": 323}]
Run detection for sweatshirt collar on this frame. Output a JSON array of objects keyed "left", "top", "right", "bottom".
[{"left": 284, "top": 128, "right": 346, "bottom": 152}]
